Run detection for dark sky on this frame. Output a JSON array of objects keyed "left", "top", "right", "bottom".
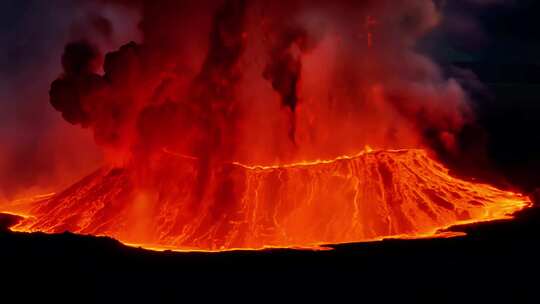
[
  {"left": 422, "top": 0, "right": 540, "bottom": 64},
  {"left": 0, "top": 0, "right": 538, "bottom": 200},
  {"left": 0, "top": 0, "right": 139, "bottom": 200}
]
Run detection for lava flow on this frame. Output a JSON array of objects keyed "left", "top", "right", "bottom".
[{"left": 7, "top": 148, "right": 530, "bottom": 251}]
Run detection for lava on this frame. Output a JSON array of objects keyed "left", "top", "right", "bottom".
[{"left": 5, "top": 148, "right": 530, "bottom": 251}]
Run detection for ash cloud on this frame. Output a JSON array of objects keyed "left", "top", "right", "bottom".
[
  {"left": 47, "top": 0, "right": 473, "bottom": 167},
  {"left": 262, "top": 26, "right": 318, "bottom": 143},
  {"left": 138, "top": 0, "right": 248, "bottom": 161},
  {"left": 50, "top": 41, "right": 103, "bottom": 126},
  {"left": 2, "top": 0, "right": 538, "bottom": 203}
]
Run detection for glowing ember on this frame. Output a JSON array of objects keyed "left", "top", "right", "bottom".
[{"left": 6, "top": 148, "right": 530, "bottom": 251}]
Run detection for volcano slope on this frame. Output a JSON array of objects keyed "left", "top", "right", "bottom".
[{"left": 9, "top": 149, "right": 529, "bottom": 251}]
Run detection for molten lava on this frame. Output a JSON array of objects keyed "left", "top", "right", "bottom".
[{"left": 7, "top": 148, "right": 530, "bottom": 251}]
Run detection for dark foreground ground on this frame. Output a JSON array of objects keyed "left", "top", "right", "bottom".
[{"left": 1, "top": 192, "right": 539, "bottom": 303}]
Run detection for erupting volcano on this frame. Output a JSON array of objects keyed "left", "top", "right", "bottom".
[
  {"left": 0, "top": 0, "right": 532, "bottom": 251},
  {"left": 9, "top": 148, "right": 529, "bottom": 251}
]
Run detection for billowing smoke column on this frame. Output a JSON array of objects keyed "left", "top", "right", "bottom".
[
  {"left": 262, "top": 26, "right": 315, "bottom": 143},
  {"left": 49, "top": 0, "right": 471, "bottom": 166}
]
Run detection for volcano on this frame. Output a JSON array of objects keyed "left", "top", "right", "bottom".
[
  {"left": 0, "top": 0, "right": 532, "bottom": 253},
  {"left": 9, "top": 148, "right": 529, "bottom": 251}
]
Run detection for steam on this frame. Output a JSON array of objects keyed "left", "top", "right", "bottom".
[
  {"left": 49, "top": 0, "right": 472, "bottom": 165},
  {"left": 262, "top": 26, "right": 317, "bottom": 143}
]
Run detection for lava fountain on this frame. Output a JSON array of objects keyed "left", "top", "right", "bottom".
[{"left": 0, "top": 0, "right": 532, "bottom": 251}]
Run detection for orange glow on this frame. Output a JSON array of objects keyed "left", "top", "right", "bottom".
[{"left": 5, "top": 148, "right": 530, "bottom": 252}]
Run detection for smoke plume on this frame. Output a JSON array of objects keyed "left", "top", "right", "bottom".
[{"left": 49, "top": 0, "right": 472, "bottom": 166}]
